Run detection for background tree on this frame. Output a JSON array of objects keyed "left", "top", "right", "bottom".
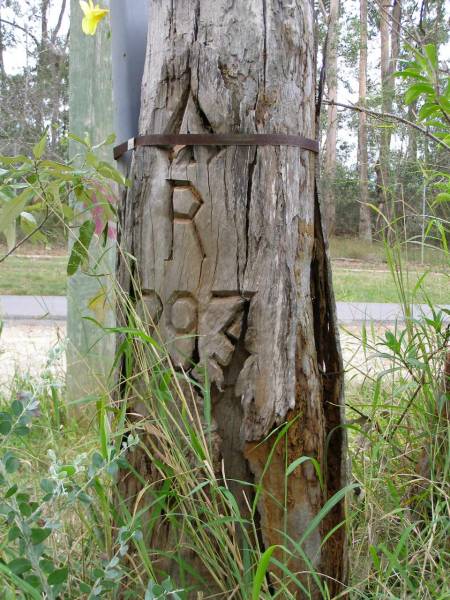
[
  {"left": 323, "top": 0, "right": 340, "bottom": 234},
  {"left": 0, "top": 0, "right": 68, "bottom": 158},
  {"left": 358, "top": 0, "right": 372, "bottom": 242},
  {"left": 0, "top": 1, "right": 5, "bottom": 78},
  {"left": 377, "top": 0, "right": 401, "bottom": 216}
]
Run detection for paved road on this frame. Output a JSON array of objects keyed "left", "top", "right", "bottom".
[
  {"left": 0, "top": 295, "right": 67, "bottom": 320},
  {"left": 0, "top": 295, "right": 447, "bottom": 324}
]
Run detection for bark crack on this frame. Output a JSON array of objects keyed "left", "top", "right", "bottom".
[
  {"left": 262, "top": 0, "right": 267, "bottom": 91},
  {"left": 193, "top": 0, "right": 200, "bottom": 42},
  {"left": 192, "top": 85, "right": 214, "bottom": 133},
  {"left": 310, "top": 185, "right": 346, "bottom": 591},
  {"left": 243, "top": 147, "right": 257, "bottom": 290}
]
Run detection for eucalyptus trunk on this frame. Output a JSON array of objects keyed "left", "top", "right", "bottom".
[
  {"left": 358, "top": 0, "right": 371, "bottom": 242},
  {"left": 0, "top": 2, "right": 5, "bottom": 79},
  {"left": 117, "top": 1, "right": 346, "bottom": 596},
  {"left": 378, "top": 0, "right": 401, "bottom": 215},
  {"left": 323, "top": 0, "right": 339, "bottom": 235}
]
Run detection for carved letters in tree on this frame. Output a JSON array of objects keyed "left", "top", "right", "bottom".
[{"left": 140, "top": 160, "right": 253, "bottom": 396}]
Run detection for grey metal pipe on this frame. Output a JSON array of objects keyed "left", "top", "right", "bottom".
[{"left": 110, "top": 0, "right": 149, "bottom": 167}]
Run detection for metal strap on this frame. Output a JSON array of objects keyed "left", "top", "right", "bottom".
[{"left": 113, "top": 133, "right": 319, "bottom": 160}]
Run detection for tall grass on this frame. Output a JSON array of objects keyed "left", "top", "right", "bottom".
[
  {"left": 343, "top": 204, "right": 449, "bottom": 599},
  {"left": 0, "top": 250, "right": 352, "bottom": 598}
]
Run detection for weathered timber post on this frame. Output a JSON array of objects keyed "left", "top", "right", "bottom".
[
  {"left": 117, "top": 0, "right": 346, "bottom": 595},
  {"left": 67, "top": 0, "right": 115, "bottom": 406},
  {"left": 68, "top": 0, "right": 148, "bottom": 405}
]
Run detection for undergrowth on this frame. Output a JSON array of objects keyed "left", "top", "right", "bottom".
[{"left": 0, "top": 250, "right": 448, "bottom": 598}]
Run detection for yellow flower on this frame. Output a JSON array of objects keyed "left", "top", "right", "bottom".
[{"left": 80, "top": 0, "right": 109, "bottom": 36}]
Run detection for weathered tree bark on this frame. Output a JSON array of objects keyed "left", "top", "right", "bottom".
[
  {"left": 40, "top": 0, "right": 49, "bottom": 41},
  {"left": 323, "top": 0, "right": 339, "bottom": 235},
  {"left": 358, "top": 0, "right": 372, "bottom": 242},
  {"left": 118, "top": 1, "right": 346, "bottom": 597},
  {"left": 378, "top": 0, "right": 401, "bottom": 215},
  {"left": 0, "top": 2, "right": 5, "bottom": 79}
]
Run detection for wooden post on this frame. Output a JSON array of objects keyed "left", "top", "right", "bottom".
[
  {"left": 67, "top": 0, "right": 115, "bottom": 407},
  {"left": 118, "top": 1, "right": 347, "bottom": 595}
]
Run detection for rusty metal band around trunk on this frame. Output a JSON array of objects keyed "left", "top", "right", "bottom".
[{"left": 113, "top": 133, "right": 319, "bottom": 160}]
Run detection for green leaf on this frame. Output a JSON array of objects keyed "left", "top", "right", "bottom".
[
  {"left": 385, "top": 330, "right": 401, "bottom": 354},
  {"left": 62, "top": 204, "right": 74, "bottom": 220},
  {"left": 39, "top": 559, "right": 54, "bottom": 574},
  {"left": 92, "top": 452, "right": 104, "bottom": 469},
  {"left": 8, "top": 526, "right": 22, "bottom": 541},
  {"left": 433, "top": 192, "right": 450, "bottom": 206},
  {"left": 19, "top": 212, "right": 47, "bottom": 244},
  {"left": 11, "top": 400, "right": 23, "bottom": 416},
  {"left": 97, "top": 161, "right": 126, "bottom": 186},
  {"left": 286, "top": 455, "right": 324, "bottom": 490},
  {"left": 19, "top": 502, "right": 32, "bottom": 517},
  {"left": 4, "top": 453, "right": 20, "bottom": 474},
  {"left": 0, "top": 155, "right": 31, "bottom": 166},
  {"left": 299, "top": 483, "right": 358, "bottom": 546},
  {"left": 58, "top": 464, "right": 76, "bottom": 477},
  {"left": 16, "top": 492, "right": 30, "bottom": 503},
  {"left": 0, "top": 562, "right": 41, "bottom": 599},
  {"left": 24, "top": 575, "right": 41, "bottom": 588},
  {"left": 424, "top": 44, "right": 438, "bottom": 70},
  {"left": 8, "top": 558, "right": 32, "bottom": 575},
  {"left": 0, "top": 188, "right": 34, "bottom": 246},
  {"left": 404, "top": 82, "right": 435, "bottom": 105},
  {"left": 33, "top": 130, "right": 48, "bottom": 159},
  {"left": 92, "top": 133, "right": 116, "bottom": 150},
  {"left": 0, "top": 412, "right": 12, "bottom": 435},
  {"left": 85, "top": 151, "right": 99, "bottom": 168},
  {"left": 393, "top": 68, "right": 427, "bottom": 81},
  {"left": 252, "top": 545, "right": 281, "bottom": 600},
  {"left": 0, "top": 186, "right": 15, "bottom": 201},
  {"left": 15, "top": 425, "right": 30, "bottom": 436},
  {"left": 68, "top": 133, "right": 89, "bottom": 147},
  {"left": 5, "top": 484, "right": 18, "bottom": 498},
  {"left": 369, "top": 545, "right": 381, "bottom": 572},
  {"left": 67, "top": 220, "right": 95, "bottom": 276},
  {"left": 3, "top": 222, "right": 16, "bottom": 252},
  {"left": 40, "top": 478, "right": 56, "bottom": 494},
  {"left": 418, "top": 102, "right": 440, "bottom": 120},
  {"left": 47, "top": 566, "right": 68, "bottom": 586},
  {"left": 105, "top": 132, "right": 116, "bottom": 145},
  {"left": 438, "top": 96, "right": 450, "bottom": 112},
  {"left": 31, "top": 527, "right": 52, "bottom": 545}
]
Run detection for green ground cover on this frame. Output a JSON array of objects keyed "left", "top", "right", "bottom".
[
  {"left": 333, "top": 267, "right": 448, "bottom": 304},
  {"left": 329, "top": 236, "right": 446, "bottom": 266},
  {"left": 0, "top": 256, "right": 67, "bottom": 296},
  {"left": 0, "top": 250, "right": 447, "bottom": 304}
]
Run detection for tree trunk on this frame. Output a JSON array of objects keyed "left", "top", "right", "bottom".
[
  {"left": 358, "top": 0, "right": 371, "bottom": 242},
  {"left": 378, "top": 0, "right": 401, "bottom": 217},
  {"left": 117, "top": 1, "right": 346, "bottom": 596},
  {"left": 40, "top": 0, "right": 49, "bottom": 42},
  {"left": 0, "top": 2, "right": 5, "bottom": 79},
  {"left": 407, "top": 102, "right": 417, "bottom": 162},
  {"left": 323, "top": 0, "right": 339, "bottom": 235}
]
